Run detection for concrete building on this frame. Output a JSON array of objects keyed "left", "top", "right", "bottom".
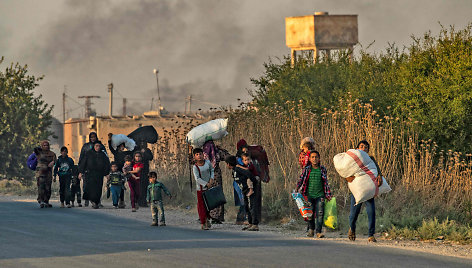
[{"left": 63, "top": 113, "right": 211, "bottom": 162}]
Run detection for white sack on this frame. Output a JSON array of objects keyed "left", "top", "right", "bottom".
[
  {"left": 333, "top": 149, "right": 391, "bottom": 205},
  {"left": 186, "top": 118, "right": 228, "bottom": 148},
  {"left": 111, "top": 134, "right": 136, "bottom": 151}
]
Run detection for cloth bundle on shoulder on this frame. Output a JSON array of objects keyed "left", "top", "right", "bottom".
[
  {"left": 186, "top": 119, "right": 228, "bottom": 148},
  {"left": 291, "top": 192, "right": 313, "bottom": 220},
  {"left": 333, "top": 149, "right": 391, "bottom": 205},
  {"left": 111, "top": 134, "right": 136, "bottom": 151}
]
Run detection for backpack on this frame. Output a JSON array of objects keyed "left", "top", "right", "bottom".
[
  {"left": 248, "top": 145, "right": 270, "bottom": 183},
  {"left": 27, "top": 153, "right": 38, "bottom": 171}
]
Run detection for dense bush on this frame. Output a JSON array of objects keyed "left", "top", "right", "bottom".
[{"left": 250, "top": 25, "right": 472, "bottom": 152}]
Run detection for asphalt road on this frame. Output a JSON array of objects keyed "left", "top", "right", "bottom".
[{"left": 0, "top": 200, "right": 470, "bottom": 268}]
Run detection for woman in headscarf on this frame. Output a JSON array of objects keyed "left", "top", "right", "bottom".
[
  {"left": 78, "top": 143, "right": 110, "bottom": 209},
  {"left": 35, "top": 140, "right": 57, "bottom": 208},
  {"left": 78, "top": 132, "right": 106, "bottom": 207},
  {"left": 202, "top": 139, "right": 227, "bottom": 224}
]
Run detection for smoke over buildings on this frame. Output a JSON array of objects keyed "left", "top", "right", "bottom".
[{"left": 1, "top": 0, "right": 471, "bottom": 118}]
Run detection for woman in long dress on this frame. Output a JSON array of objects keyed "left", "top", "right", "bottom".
[
  {"left": 78, "top": 143, "right": 110, "bottom": 209},
  {"left": 202, "top": 140, "right": 228, "bottom": 223}
]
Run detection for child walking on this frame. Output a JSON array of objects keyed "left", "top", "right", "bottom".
[
  {"left": 53, "top": 146, "right": 74, "bottom": 208},
  {"left": 297, "top": 150, "right": 332, "bottom": 238},
  {"left": 123, "top": 154, "right": 142, "bottom": 212},
  {"left": 192, "top": 148, "right": 215, "bottom": 230},
  {"left": 147, "top": 172, "right": 171, "bottom": 226},
  {"left": 107, "top": 162, "right": 126, "bottom": 209},
  {"left": 70, "top": 164, "right": 82, "bottom": 207},
  {"left": 346, "top": 140, "right": 383, "bottom": 242}
]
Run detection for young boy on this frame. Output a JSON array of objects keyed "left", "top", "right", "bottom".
[
  {"left": 297, "top": 150, "right": 332, "bottom": 238},
  {"left": 53, "top": 146, "right": 74, "bottom": 208},
  {"left": 107, "top": 162, "right": 126, "bottom": 209},
  {"left": 299, "top": 138, "right": 315, "bottom": 170},
  {"left": 226, "top": 155, "right": 259, "bottom": 231},
  {"left": 147, "top": 171, "right": 171, "bottom": 226},
  {"left": 70, "top": 164, "right": 82, "bottom": 207},
  {"left": 346, "top": 140, "right": 382, "bottom": 243},
  {"left": 193, "top": 148, "right": 215, "bottom": 230}
]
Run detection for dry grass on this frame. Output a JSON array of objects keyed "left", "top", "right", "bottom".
[{"left": 149, "top": 97, "right": 472, "bottom": 232}]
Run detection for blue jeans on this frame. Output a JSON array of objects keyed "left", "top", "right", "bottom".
[
  {"left": 308, "top": 197, "right": 324, "bottom": 233},
  {"left": 349, "top": 194, "right": 375, "bottom": 237},
  {"left": 110, "top": 185, "right": 122, "bottom": 206}
]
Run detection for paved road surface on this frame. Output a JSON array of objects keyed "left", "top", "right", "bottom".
[{"left": 0, "top": 200, "right": 470, "bottom": 268}]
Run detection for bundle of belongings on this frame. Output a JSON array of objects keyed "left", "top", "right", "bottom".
[{"left": 333, "top": 149, "right": 391, "bottom": 205}]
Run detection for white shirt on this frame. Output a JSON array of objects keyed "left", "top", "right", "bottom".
[{"left": 193, "top": 160, "right": 214, "bottom": 191}]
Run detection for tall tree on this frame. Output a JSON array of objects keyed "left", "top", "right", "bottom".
[{"left": 0, "top": 57, "right": 53, "bottom": 183}]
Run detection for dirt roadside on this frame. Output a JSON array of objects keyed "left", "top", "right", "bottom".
[{"left": 4, "top": 194, "right": 471, "bottom": 260}]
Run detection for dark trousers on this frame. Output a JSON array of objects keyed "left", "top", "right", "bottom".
[
  {"left": 37, "top": 176, "right": 52, "bottom": 203},
  {"left": 236, "top": 205, "right": 246, "bottom": 222},
  {"left": 59, "top": 175, "right": 71, "bottom": 204},
  {"left": 349, "top": 194, "right": 376, "bottom": 237},
  {"left": 120, "top": 188, "right": 125, "bottom": 202},
  {"left": 307, "top": 196, "right": 324, "bottom": 234},
  {"left": 70, "top": 180, "right": 81, "bottom": 203},
  {"left": 139, "top": 169, "right": 149, "bottom": 206},
  {"left": 244, "top": 185, "right": 260, "bottom": 226}
]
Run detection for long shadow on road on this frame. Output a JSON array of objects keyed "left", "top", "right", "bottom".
[{"left": 0, "top": 200, "right": 470, "bottom": 267}]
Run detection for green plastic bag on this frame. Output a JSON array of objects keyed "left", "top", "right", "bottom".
[{"left": 324, "top": 197, "right": 338, "bottom": 229}]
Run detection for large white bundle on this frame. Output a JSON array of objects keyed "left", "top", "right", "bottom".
[
  {"left": 333, "top": 149, "right": 391, "bottom": 205},
  {"left": 186, "top": 118, "right": 228, "bottom": 148},
  {"left": 111, "top": 134, "right": 136, "bottom": 151}
]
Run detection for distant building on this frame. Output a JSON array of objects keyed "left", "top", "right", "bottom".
[{"left": 63, "top": 113, "right": 212, "bottom": 162}]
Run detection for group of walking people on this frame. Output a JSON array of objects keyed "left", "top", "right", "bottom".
[
  {"left": 33, "top": 131, "right": 381, "bottom": 241},
  {"left": 296, "top": 138, "right": 381, "bottom": 242},
  {"left": 34, "top": 132, "right": 156, "bottom": 211}
]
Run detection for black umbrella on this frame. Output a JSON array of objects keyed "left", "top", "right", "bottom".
[{"left": 128, "top": 125, "right": 158, "bottom": 144}]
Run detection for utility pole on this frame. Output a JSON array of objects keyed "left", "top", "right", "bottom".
[
  {"left": 62, "top": 86, "right": 66, "bottom": 123},
  {"left": 153, "top": 68, "right": 161, "bottom": 115},
  {"left": 78, "top": 96, "right": 101, "bottom": 118},
  {"left": 122, "top": 98, "right": 127, "bottom": 116},
  {"left": 107, "top": 83, "right": 113, "bottom": 117}
]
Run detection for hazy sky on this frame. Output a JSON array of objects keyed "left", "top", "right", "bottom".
[{"left": 1, "top": 0, "right": 471, "bottom": 119}]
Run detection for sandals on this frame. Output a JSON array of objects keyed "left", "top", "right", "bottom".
[{"left": 348, "top": 228, "right": 356, "bottom": 241}]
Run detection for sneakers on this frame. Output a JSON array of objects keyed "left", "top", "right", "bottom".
[
  {"left": 307, "top": 229, "right": 314, "bottom": 237},
  {"left": 150, "top": 222, "right": 158, "bottom": 227},
  {"left": 118, "top": 201, "right": 126, "bottom": 208},
  {"left": 348, "top": 228, "right": 356, "bottom": 241},
  {"left": 132, "top": 208, "right": 136, "bottom": 212},
  {"left": 316, "top": 233, "right": 325, "bottom": 238},
  {"left": 247, "top": 225, "right": 259, "bottom": 231},
  {"left": 40, "top": 202, "right": 45, "bottom": 208},
  {"left": 113, "top": 206, "right": 118, "bottom": 209},
  {"left": 160, "top": 223, "right": 166, "bottom": 227},
  {"left": 67, "top": 204, "right": 72, "bottom": 208},
  {"left": 46, "top": 203, "right": 52, "bottom": 208},
  {"left": 60, "top": 202, "right": 65, "bottom": 208},
  {"left": 368, "top": 236, "right": 377, "bottom": 243},
  {"left": 78, "top": 203, "right": 83, "bottom": 207},
  {"left": 98, "top": 203, "right": 104, "bottom": 208},
  {"left": 84, "top": 200, "right": 89, "bottom": 207},
  {"left": 242, "top": 224, "right": 252, "bottom": 231}
]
